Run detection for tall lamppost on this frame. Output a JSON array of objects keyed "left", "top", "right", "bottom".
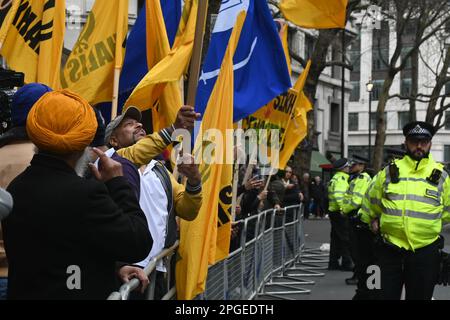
[{"left": 366, "top": 79, "right": 374, "bottom": 163}]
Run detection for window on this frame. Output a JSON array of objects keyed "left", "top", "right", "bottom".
[
  {"left": 445, "top": 111, "right": 450, "bottom": 130},
  {"left": 330, "top": 103, "right": 340, "bottom": 133},
  {"left": 350, "top": 81, "right": 360, "bottom": 101},
  {"left": 305, "top": 35, "right": 315, "bottom": 60},
  {"left": 401, "top": 79, "right": 412, "bottom": 96},
  {"left": 445, "top": 145, "right": 450, "bottom": 163},
  {"left": 348, "top": 113, "right": 359, "bottom": 131},
  {"left": 348, "top": 146, "right": 369, "bottom": 159},
  {"left": 331, "top": 48, "right": 341, "bottom": 79},
  {"left": 371, "top": 80, "right": 384, "bottom": 101},
  {"left": 401, "top": 47, "right": 413, "bottom": 69},
  {"left": 372, "top": 48, "right": 389, "bottom": 71},
  {"left": 445, "top": 82, "right": 450, "bottom": 95},
  {"left": 349, "top": 51, "right": 361, "bottom": 73},
  {"left": 398, "top": 111, "right": 410, "bottom": 129}
]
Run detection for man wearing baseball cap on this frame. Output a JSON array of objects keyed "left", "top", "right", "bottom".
[
  {"left": 360, "top": 121, "right": 450, "bottom": 299},
  {"left": 104, "top": 105, "right": 202, "bottom": 299}
]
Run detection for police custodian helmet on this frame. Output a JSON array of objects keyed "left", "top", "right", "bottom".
[{"left": 402, "top": 121, "right": 435, "bottom": 140}]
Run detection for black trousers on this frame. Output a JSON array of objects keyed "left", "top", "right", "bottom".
[
  {"left": 376, "top": 238, "right": 441, "bottom": 300},
  {"left": 328, "top": 212, "right": 353, "bottom": 267},
  {"left": 352, "top": 224, "right": 378, "bottom": 300}
]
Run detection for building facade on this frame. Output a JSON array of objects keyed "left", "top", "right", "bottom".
[{"left": 347, "top": 10, "right": 450, "bottom": 163}]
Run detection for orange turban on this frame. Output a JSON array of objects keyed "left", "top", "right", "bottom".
[{"left": 26, "top": 90, "right": 98, "bottom": 154}]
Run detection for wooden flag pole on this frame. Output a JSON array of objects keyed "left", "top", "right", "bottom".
[
  {"left": 186, "top": 0, "right": 208, "bottom": 107},
  {"left": 231, "top": 121, "right": 243, "bottom": 221},
  {"left": 111, "top": 68, "right": 121, "bottom": 119},
  {"left": 174, "top": 0, "right": 208, "bottom": 182}
]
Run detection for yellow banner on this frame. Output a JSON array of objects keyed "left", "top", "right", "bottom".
[
  {"left": 60, "top": 0, "right": 128, "bottom": 105},
  {"left": 1, "top": 0, "right": 65, "bottom": 88},
  {"left": 0, "top": 0, "right": 20, "bottom": 46},
  {"left": 242, "top": 61, "right": 312, "bottom": 169},
  {"left": 176, "top": 11, "right": 246, "bottom": 301},
  {"left": 280, "top": 0, "right": 348, "bottom": 29}
]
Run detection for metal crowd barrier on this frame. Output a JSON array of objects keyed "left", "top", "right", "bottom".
[
  {"left": 109, "top": 204, "right": 326, "bottom": 300},
  {"left": 107, "top": 241, "right": 179, "bottom": 300}
]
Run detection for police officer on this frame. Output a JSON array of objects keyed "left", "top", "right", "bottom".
[
  {"left": 328, "top": 158, "right": 353, "bottom": 271},
  {"left": 360, "top": 121, "right": 450, "bottom": 300},
  {"left": 342, "top": 155, "right": 372, "bottom": 286}
]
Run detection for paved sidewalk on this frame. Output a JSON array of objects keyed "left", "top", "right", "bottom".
[{"left": 258, "top": 218, "right": 450, "bottom": 300}]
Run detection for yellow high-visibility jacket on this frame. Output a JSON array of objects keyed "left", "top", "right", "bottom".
[
  {"left": 360, "top": 154, "right": 450, "bottom": 251},
  {"left": 343, "top": 171, "right": 371, "bottom": 215},
  {"left": 328, "top": 171, "right": 349, "bottom": 212}
]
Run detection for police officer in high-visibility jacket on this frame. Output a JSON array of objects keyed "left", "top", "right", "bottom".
[
  {"left": 360, "top": 121, "right": 450, "bottom": 300},
  {"left": 342, "top": 155, "right": 372, "bottom": 286},
  {"left": 328, "top": 158, "right": 353, "bottom": 271}
]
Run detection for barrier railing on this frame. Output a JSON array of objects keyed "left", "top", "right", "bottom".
[
  {"left": 109, "top": 204, "right": 324, "bottom": 300},
  {"left": 107, "top": 241, "right": 179, "bottom": 300}
]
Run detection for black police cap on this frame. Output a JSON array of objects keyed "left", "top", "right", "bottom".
[
  {"left": 351, "top": 154, "right": 369, "bottom": 164},
  {"left": 333, "top": 158, "right": 349, "bottom": 170},
  {"left": 402, "top": 121, "right": 435, "bottom": 139}
]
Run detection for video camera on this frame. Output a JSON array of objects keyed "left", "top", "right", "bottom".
[{"left": 0, "top": 68, "right": 24, "bottom": 135}]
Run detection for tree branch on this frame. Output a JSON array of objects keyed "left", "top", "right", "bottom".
[
  {"left": 324, "top": 60, "right": 354, "bottom": 71},
  {"left": 289, "top": 50, "right": 307, "bottom": 68}
]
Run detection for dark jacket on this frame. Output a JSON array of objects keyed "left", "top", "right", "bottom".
[{"left": 2, "top": 153, "right": 152, "bottom": 300}]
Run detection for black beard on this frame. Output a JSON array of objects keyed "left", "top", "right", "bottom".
[{"left": 406, "top": 149, "right": 430, "bottom": 161}]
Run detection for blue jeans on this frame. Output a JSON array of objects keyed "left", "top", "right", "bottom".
[{"left": 0, "top": 278, "right": 7, "bottom": 300}]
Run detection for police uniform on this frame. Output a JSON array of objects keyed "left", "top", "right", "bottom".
[
  {"left": 342, "top": 155, "right": 373, "bottom": 296},
  {"left": 328, "top": 158, "right": 353, "bottom": 270},
  {"left": 360, "top": 121, "right": 450, "bottom": 300}
]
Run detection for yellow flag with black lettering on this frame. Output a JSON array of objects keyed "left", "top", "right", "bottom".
[
  {"left": 61, "top": 0, "right": 128, "bottom": 105},
  {"left": 176, "top": 11, "right": 246, "bottom": 301},
  {"left": 0, "top": 0, "right": 20, "bottom": 47},
  {"left": 242, "top": 61, "right": 311, "bottom": 170},
  {"left": 280, "top": 0, "right": 348, "bottom": 29},
  {"left": 0, "top": 0, "right": 65, "bottom": 88}
]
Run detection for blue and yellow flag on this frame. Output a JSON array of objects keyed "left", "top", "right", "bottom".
[
  {"left": 60, "top": 0, "right": 128, "bottom": 105},
  {"left": 118, "top": 0, "right": 182, "bottom": 110},
  {"left": 1, "top": 0, "right": 65, "bottom": 88},
  {"left": 280, "top": 0, "right": 348, "bottom": 29},
  {"left": 196, "top": 0, "right": 291, "bottom": 122},
  {"left": 176, "top": 11, "right": 247, "bottom": 301},
  {"left": 124, "top": 0, "right": 196, "bottom": 112}
]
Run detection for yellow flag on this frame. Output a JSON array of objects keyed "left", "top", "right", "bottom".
[
  {"left": 60, "top": 0, "right": 128, "bottom": 105},
  {"left": 280, "top": 0, "right": 348, "bottom": 29},
  {"left": 0, "top": 0, "right": 65, "bottom": 88},
  {"left": 278, "top": 61, "right": 312, "bottom": 168},
  {"left": 0, "top": 0, "right": 20, "bottom": 47},
  {"left": 279, "top": 21, "right": 292, "bottom": 76},
  {"left": 242, "top": 61, "right": 312, "bottom": 169},
  {"left": 124, "top": 0, "right": 197, "bottom": 111},
  {"left": 142, "top": 0, "right": 183, "bottom": 132},
  {"left": 176, "top": 11, "right": 246, "bottom": 301}
]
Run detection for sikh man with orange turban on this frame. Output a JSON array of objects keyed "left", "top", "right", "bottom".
[{"left": 2, "top": 90, "right": 153, "bottom": 300}]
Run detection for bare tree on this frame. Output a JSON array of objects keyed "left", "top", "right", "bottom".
[
  {"left": 369, "top": 0, "right": 450, "bottom": 170},
  {"left": 273, "top": 0, "right": 362, "bottom": 175}
]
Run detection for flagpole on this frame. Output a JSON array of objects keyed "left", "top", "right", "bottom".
[
  {"left": 231, "top": 121, "right": 243, "bottom": 221},
  {"left": 186, "top": 0, "right": 208, "bottom": 107},
  {"left": 174, "top": 0, "right": 208, "bottom": 182},
  {"left": 111, "top": 67, "right": 121, "bottom": 119}
]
